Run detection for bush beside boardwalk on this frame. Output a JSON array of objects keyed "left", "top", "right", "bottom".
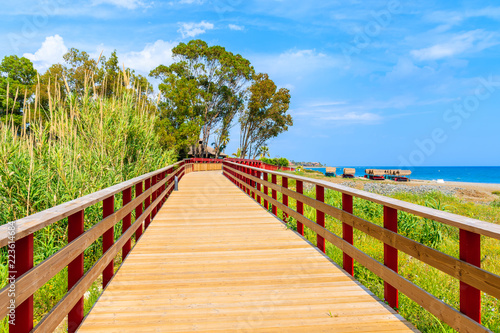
[{"left": 277, "top": 170, "right": 500, "bottom": 332}]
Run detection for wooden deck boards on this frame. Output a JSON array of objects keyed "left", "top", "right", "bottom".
[{"left": 78, "top": 171, "right": 417, "bottom": 332}]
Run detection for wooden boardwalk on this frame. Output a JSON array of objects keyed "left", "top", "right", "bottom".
[{"left": 78, "top": 171, "right": 417, "bottom": 332}]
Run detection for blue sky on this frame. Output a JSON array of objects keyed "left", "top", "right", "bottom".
[{"left": 2, "top": 0, "right": 500, "bottom": 166}]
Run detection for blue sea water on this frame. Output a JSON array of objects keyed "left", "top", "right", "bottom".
[{"left": 304, "top": 166, "right": 500, "bottom": 184}]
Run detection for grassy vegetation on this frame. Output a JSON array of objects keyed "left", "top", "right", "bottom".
[
  {"left": 0, "top": 82, "right": 175, "bottom": 329},
  {"left": 262, "top": 173, "right": 500, "bottom": 333}
]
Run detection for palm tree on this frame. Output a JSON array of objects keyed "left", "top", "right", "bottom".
[
  {"left": 232, "top": 148, "right": 242, "bottom": 158},
  {"left": 259, "top": 146, "right": 270, "bottom": 159}
]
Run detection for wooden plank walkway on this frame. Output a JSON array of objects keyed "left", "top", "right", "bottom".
[{"left": 78, "top": 171, "right": 418, "bottom": 332}]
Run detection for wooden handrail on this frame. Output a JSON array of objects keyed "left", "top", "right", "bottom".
[
  {"left": 223, "top": 160, "right": 499, "bottom": 333},
  {"left": 224, "top": 161, "right": 500, "bottom": 240}
]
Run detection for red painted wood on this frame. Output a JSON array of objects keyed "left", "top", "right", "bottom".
[
  {"left": 460, "top": 229, "right": 481, "bottom": 323},
  {"left": 10, "top": 234, "right": 33, "bottom": 333},
  {"left": 151, "top": 176, "right": 158, "bottom": 218},
  {"left": 135, "top": 182, "right": 143, "bottom": 241},
  {"left": 251, "top": 169, "right": 256, "bottom": 200},
  {"left": 296, "top": 180, "right": 304, "bottom": 235},
  {"left": 102, "top": 196, "right": 114, "bottom": 288},
  {"left": 282, "top": 176, "right": 288, "bottom": 220},
  {"left": 384, "top": 206, "right": 399, "bottom": 309},
  {"left": 342, "top": 194, "right": 354, "bottom": 276},
  {"left": 316, "top": 185, "right": 325, "bottom": 253},
  {"left": 144, "top": 178, "right": 151, "bottom": 229},
  {"left": 272, "top": 174, "right": 277, "bottom": 216},
  {"left": 263, "top": 172, "right": 268, "bottom": 210},
  {"left": 67, "top": 210, "right": 84, "bottom": 333},
  {"left": 256, "top": 171, "right": 261, "bottom": 205},
  {"left": 122, "top": 187, "right": 132, "bottom": 260}
]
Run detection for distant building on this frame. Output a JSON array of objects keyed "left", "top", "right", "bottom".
[{"left": 187, "top": 140, "right": 228, "bottom": 159}]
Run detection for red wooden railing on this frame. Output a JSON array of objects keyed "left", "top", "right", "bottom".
[
  {"left": 222, "top": 160, "right": 500, "bottom": 333},
  {"left": 4, "top": 157, "right": 498, "bottom": 333},
  {"left": 0, "top": 161, "right": 188, "bottom": 332}
]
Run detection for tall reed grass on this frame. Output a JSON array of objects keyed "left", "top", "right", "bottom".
[{"left": 0, "top": 76, "right": 175, "bottom": 329}]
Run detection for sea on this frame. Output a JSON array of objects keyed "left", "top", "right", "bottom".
[{"left": 303, "top": 166, "right": 500, "bottom": 184}]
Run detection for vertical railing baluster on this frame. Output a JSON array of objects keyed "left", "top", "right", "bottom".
[
  {"left": 251, "top": 168, "right": 256, "bottom": 200},
  {"left": 103, "top": 196, "right": 114, "bottom": 288},
  {"left": 263, "top": 172, "right": 268, "bottom": 210},
  {"left": 67, "top": 210, "right": 84, "bottom": 332},
  {"left": 67, "top": 210, "right": 84, "bottom": 333},
  {"left": 256, "top": 170, "right": 261, "bottom": 205},
  {"left": 135, "top": 181, "right": 143, "bottom": 240},
  {"left": 384, "top": 206, "right": 399, "bottom": 309},
  {"left": 10, "top": 234, "right": 34, "bottom": 333},
  {"left": 316, "top": 185, "right": 325, "bottom": 253},
  {"left": 145, "top": 178, "right": 151, "bottom": 229},
  {"left": 296, "top": 180, "right": 304, "bottom": 236},
  {"left": 282, "top": 176, "right": 288, "bottom": 221},
  {"left": 342, "top": 194, "right": 354, "bottom": 275},
  {"left": 151, "top": 175, "right": 158, "bottom": 218},
  {"left": 460, "top": 229, "right": 481, "bottom": 323},
  {"left": 272, "top": 174, "right": 277, "bottom": 216},
  {"left": 122, "top": 187, "right": 132, "bottom": 260}
]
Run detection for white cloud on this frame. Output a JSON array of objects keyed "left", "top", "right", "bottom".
[
  {"left": 321, "top": 112, "right": 382, "bottom": 122},
  {"left": 410, "top": 30, "right": 498, "bottom": 61},
  {"left": 23, "top": 35, "right": 68, "bottom": 72},
  {"left": 120, "top": 40, "right": 177, "bottom": 73},
  {"left": 251, "top": 49, "right": 341, "bottom": 82},
  {"left": 178, "top": 0, "right": 205, "bottom": 4},
  {"left": 178, "top": 21, "right": 214, "bottom": 38},
  {"left": 228, "top": 24, "right": 244, "bottom": 31},
  {"left": 91, "top": 0, "right": 149, "bottom": 9}
]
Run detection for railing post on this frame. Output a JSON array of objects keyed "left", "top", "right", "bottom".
[
  {"left": 256, "top": 171, "right": 261, "bottom": 205},
  {"left": 151, "top": 175, "right": 158, "bottom": 218},
  {"left": 247, "top": 166, "right": 251, "bottom": 195},
  {"left": 122, "top": 187, "right": 132, "bottom": 260},
  {"left": 10, "top": 234, "right": 34, "bottom": 333},
  {"left": 271, "top": 174, "right": 277, "bottom": 216},
  {"left": 460, "top": 229, "right": 481, "bottom": 323},
  {"left": 282, "top": 176, "right": 288, "bottom": 221},
  {"left": 251, "top": 168, "right": 256, "bottom": 200},
  {"left": 103, "top": 196, "right": 114, "bottom": 288},
  {"left": 135, "top": 182, "right": 143, "bottom": 240},
  {"left": 296, "top": 180, "right": 304, "bottom": 235},
  {"left": 263, "top": 172, "right": 268, "bottom": 210},
  {"left": 316, "top": 185, "right": 325, "bottom": 253},
  {"left": 67, "top": 210, "right": 84, "bottom": 333},
  {"left": 145, "top": 178, "right": 151, "bottom": 229},
  {"left": 342, "top": 194, "right": 354, "bottom": 276},
  {"left": 384, "top": 206, "right": 399, "bottom": 309}
]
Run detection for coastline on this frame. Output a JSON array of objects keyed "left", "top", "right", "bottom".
[{"left": 295, "top": 170, "right": 500, "bottom": 203}]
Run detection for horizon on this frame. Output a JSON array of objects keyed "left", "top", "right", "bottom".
[{"left": 2, "top": 1, "right": 500, "bottom": 166}]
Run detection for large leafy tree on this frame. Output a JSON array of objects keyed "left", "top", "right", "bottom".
[
  {"left": 0, "top": 55, "right": 37, "bottom": 126},
  {"left": 239, "top": 73, "right": 292, "bottom": 159},
  {"left": 150, "top": 39, "right": 254, "bottom": 157}
]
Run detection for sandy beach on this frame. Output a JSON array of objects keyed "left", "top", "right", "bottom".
[{"left": 297, "top": 170, "right": 500, "bottom": 203}]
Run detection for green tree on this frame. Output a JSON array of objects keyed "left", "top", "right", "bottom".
[
  {"left": 239, "top": 73, "right": 292, "bottom": 159},
  {"left": 259, "top": 146, "right": 270, "bottom": 158},
  {"left": 0, "top": 55, "right": 37, "bottom": 126},
  {"left": 150, "top": 39, "right": 254, "bottom": 157}
]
